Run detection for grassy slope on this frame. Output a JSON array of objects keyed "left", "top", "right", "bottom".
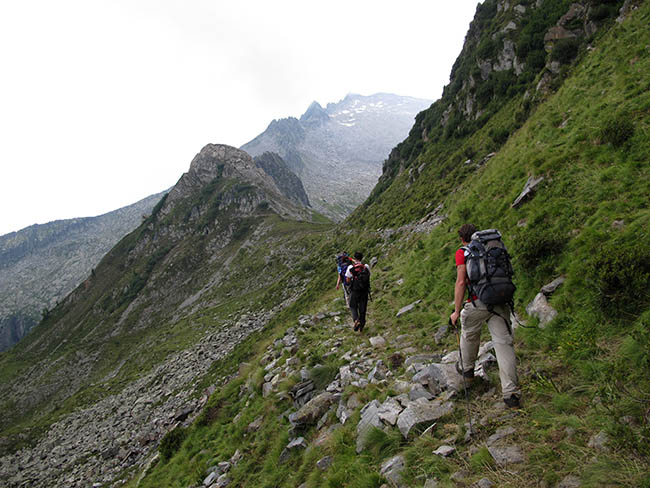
[
  {"left": 0, "top": 174, "right": 333, "bottom": 454},
  {"left": 131, "top": 3, "right": 650, "bottom": 487}
]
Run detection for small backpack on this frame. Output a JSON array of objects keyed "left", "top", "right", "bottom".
[
  {"left": 337, "top": 253, "right": 351, "bottom": 280},
  {"left": 349, "top": 262, "right": 371, "bottom": 294},
  {"left": 464, "top": 229, "right": 515, "bottom": 307}
]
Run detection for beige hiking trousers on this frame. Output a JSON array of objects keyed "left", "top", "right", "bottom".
[{"left": 460, "top": 299, "right": 520, "bottom": 398}]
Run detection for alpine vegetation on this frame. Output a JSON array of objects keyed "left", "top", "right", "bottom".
[{"left": 1, "top": 1, "right": 649, "bottom": 487}]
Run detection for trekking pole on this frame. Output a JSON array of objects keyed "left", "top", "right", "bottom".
[{"left": 450, "top": 317, "right": 473, "bottom": 437}]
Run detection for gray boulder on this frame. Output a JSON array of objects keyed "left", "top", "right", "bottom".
[
  {"left": 289, "top": 392, "right": 335, "bottom": 428},
  {"left": 526, "top": 293, "right": 558, "bottom": 327},
  {"left": 396, "top": 300, "right": 422, "bottom": 317},
  {"left": 380, "top": 455, "right": 406, "bottom": 488},
  {"left": 396, "top": 399, "right": 454, "bottom": 438},
  {"left": 512, "top": 175, "right": 544, "bottom": 208},
  {"left": 487, "top": 445, "right": 525, "bottom": 466},
  {"left": 377, "top": 397, "right": 404, "bottom": 426},
  {"left": 356, "top": 400, "right": 383, "bottom": 453}
]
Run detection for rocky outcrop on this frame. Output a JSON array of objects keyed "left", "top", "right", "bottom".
[
  {"left": 0, "top": 191, "right": 165, "bottom": 351},
  {"left": 253, "top": 152, "right": 310, "bottom": 207}
]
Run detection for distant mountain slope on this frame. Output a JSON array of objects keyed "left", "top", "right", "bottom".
[
  {"left": 0, "top": 191, "right": 165, "bottom": 351},
  {"left": 242, "top": 93, "right": 432, "bottom": 221},
  {"left": 253, "top": 152, "right": 310, "bottom": 207}
]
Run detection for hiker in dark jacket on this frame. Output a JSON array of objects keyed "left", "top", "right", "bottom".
[
  {"left": 450, "top": 224, "right": 521, "bottom": 408},
  {"left": 335, "top": 252, "right": 352, "bottom": 306},
  {"left": 345, "top": 251, "right": 371, "bottom": 332}
]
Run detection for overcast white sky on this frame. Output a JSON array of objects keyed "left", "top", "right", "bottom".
[{"left": 0, "top": 1, "right": 480, "bottom": 236}]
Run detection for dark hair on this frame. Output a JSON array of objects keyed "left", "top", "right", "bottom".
[
  {"left": 458, "top": 224, "right": 477, "bottom": 243},
  {"left": 354, "top": 251, "right": 363, "bottom": 261}
]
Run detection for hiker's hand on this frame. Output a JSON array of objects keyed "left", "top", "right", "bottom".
[
  {"left": 450, "top": 311, "right": 460, "bottom": 327},
  {"left": 336, "top": 284, "right": 339, "bottom": 290}
]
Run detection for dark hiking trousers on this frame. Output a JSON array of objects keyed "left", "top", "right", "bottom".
[{"left": 349, "top": 291, "right": 369, "bottom": 330}]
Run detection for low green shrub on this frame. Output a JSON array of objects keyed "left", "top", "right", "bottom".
[
  {"left": 583, "top": 238, "right": 650, "bottom": 315},
  {"left": 159, "top": 426, "right": 187, "bottom": 461},
  {"left": 600, "top": 114, "right": 635, "bottom": 147},
  {"left": 513, "top": 227, "right": 567, "bottom": 272},
  {"left": 551, "top": 38, "right": 580, "bottom": 64}
]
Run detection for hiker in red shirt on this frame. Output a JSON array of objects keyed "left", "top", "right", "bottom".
[{"left": 450, "top": 224, "right": 521, "bottom": 408}]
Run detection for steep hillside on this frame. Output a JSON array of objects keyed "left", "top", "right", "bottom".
[
  {"left": 2, "top": 1, "right": 649, "bottom": 487},
  {"left": 0, "top": 145, "right": 332, "bottom": 485},
  {"left": 0, "top": 191, "right": 165, "bottom": 351},
  {"left": 242, "top": 93, "right": 432, "bottom": 221},
  {"left": 114, "top": 1, "right": 646, "bottom": 487}
]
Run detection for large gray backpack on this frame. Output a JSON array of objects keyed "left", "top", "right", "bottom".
[{"left": 464, "top": 229, "right": 515, "bottom": 307}]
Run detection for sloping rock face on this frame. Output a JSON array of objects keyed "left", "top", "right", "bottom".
[
  {"left": 0, "top": 144, "right": 320, "bottom": 485},
  {"left": 253, "top": 152, "right": 310, "bottom": 208},
  {"left": 242, "top": 93, "right": 432, "bottom": 221},
  {"left": 0, "top": 191, "right": 165, "bottom": 351}
]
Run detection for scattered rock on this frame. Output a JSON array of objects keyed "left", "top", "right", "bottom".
[
  {"left": 368, "top": 360, "right": 389, "bottom": 383},
  {"left": 396, "top": 300, "right": 422, "bottom": 317},
  {"left": 587, "top": 431, "right": 610, "bottom": 451},
  {"left": 476, "top": 479, "right": 494, "bottom": 488},
  {"left": 317, "top": 455, "right": 333, "bottom": 471},
  {"left": 279, "top": 437, "right": 307, "bottom": 463},
  {"left": 396, "top": 400, "right": 454, "bottom": 438},
  {"left": 289, "top": 392, "right": 335, "bottom": 428},
  {"left": 486, "top": 426, "right": 517, "bottom": 446},
  {"left": 409, "top": 384, "right": 435, "bottom": 401},
  {"left": 433, "top": 445, "right": 455, "bottom": 457},
  {"left": 380, "top": 455, "right": 406, "bottom": 488},
  {"left": 558, "top": 475, "right": 581, "bottom": 487},
  {"left": 612, "top": 219, "right": 625, "bottom": 230},
  {"left": 375, "top": 397, "right": 403, "bottom": 426},
  {"left": 369, "top": 336, "right": 387, "bottom": 349},
  {"left": 487, "top": 445, "right": 525, "bottom": 466},
  {"left": 356, "top": 400, "right": 383, "bottom": 453},
  {"left": 526, "top": 292, "right": 558, "bottom": 327},
  {"left": 512, "top": 175, "right": 544, "bottom": 208},
  {"left": 434, "top": 323, "right": 449, "bottom": 344},
  {"left": 424, "top": 480, "right": 439, "bottom": 488},
  {"left": 541, "top": 277, "right": 565, "bottom": 296}
]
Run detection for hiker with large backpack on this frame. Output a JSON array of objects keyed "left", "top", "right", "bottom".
[
  {"left": 335, "top": 252, "right": 352, "bottom": 306},
  {"left": 449, "top": 224, "right": 521, "bottom": 408},
  {"left": 345, "top": 251, "right": 371, "bottom": 332}
]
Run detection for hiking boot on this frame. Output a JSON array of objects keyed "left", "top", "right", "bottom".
[
  {"left": 504, "top": 395, "right": 521, "bottom": 409},
  {"left": 353, "top": 320, "right": 360, "bottom": 332},
  {"left": 455, "top": 361, "right": 475, "bottom": 380}
]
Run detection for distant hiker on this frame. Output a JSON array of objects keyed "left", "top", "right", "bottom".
[
  {"left": 336, "top": 252, "right": 352, "bottom": 306},
  {"left": 346, "top": 251, "right": 371, "bottom": 332},
  {"left": 450, "top": 224, "right": 521, "bottom": 408}
]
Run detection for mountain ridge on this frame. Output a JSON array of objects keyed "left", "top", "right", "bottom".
[{"left": 0, "top": 191, "right": 166, "bottom": 352}]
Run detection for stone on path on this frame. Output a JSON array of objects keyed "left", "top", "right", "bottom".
[
  {"left": 487, "top": 445, "right": 525, "bottom": 466},
  {"left": 486, "top": 426, "right": 517, "bottom": 446},
  {"left": 396, "top": 399, "right": 454, "bottom": 438},
  {"left": 369, "top": 336, "right": 387, "bottom": 348}
]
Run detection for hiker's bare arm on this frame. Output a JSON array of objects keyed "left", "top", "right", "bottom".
[
  {"left": 336, "top": 274, "right": 341, "bottom": 289},
  {"left": 450, "top": 264, "right": 467, "bottom": 325}
]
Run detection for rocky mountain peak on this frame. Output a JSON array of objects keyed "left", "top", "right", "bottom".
[
  {"left": 164, "top": 144, "right": 311, "bottom": 222},
  {"left": 299, "top": 101, "right": 329, "bottom": 128}
]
